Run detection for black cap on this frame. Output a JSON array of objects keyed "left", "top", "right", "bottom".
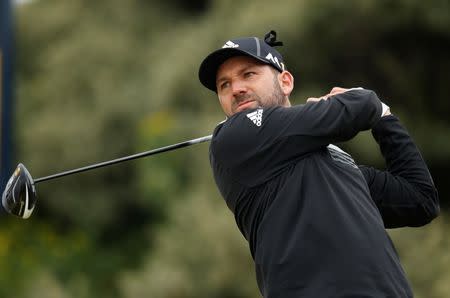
[{"left": 198, "top": 30, "right": 286, "bottom": 92}]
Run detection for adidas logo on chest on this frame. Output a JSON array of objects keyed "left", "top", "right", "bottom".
[{"left": 246, "top": 109, "right": 263, "bottom": 127}]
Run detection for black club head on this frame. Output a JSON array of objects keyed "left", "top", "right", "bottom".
[{"left": 2, "top": 164, "right": 37, "bottom": 219}]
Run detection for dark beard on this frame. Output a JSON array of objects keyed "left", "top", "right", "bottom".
[
  {"left": 233, "top": 80, "right": 286, "bottom": 109},
  {"left": 233, "top": 93, "right": 261, "bottom": 109},
  {"left": 231, "top": 76, "right": 286, "bottom": 113},
  {"left": 268, "top": 76, "right": 287, "bottom": 107}
]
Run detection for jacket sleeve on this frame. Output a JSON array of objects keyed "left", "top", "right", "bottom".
[
  {"left": 359, "top": 115, "right": 439, "bottom": 228},
  {"left": 211, "top": 88, "right": 383, "bottom": 186},
  {"left": 272, "top": 88, "right": 383, "bottom": 145}
]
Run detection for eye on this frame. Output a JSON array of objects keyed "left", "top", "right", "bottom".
[
  {"left": 219, "top": 81, "right": 230, "bottom": 90},
  {"left": 244, "top": 71, "right": 255, "bottom": 78}
]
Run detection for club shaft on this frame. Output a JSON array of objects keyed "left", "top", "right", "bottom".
[{"left": 33, "top": 135, "right": 212, "bottom": 184}]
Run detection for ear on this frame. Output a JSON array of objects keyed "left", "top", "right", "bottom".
[{"left": 278, "top": 70, "right": 294, "bottom": 96}]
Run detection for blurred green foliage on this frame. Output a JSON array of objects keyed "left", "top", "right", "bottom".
[{"left": 0, "top": 0, "right": 449, "bottom": 297}]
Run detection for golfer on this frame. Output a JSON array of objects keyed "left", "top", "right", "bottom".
[{"left": 198, "top": 31, "right": 439, "bottom": 297}]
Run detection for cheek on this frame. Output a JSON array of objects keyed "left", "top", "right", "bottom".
[
  {"left": 219, "top": 96, "right": 232, "bottom": 112},
  {"left": 255, "top": 82, "right": 274, "bottom": 101}
]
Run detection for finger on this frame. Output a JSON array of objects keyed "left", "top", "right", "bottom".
[
  {"left": 329, "top": 87, "right": 349, "bottom": 95},
  {"left": 307, "top": 97, "right": 326, "bottom": 102}
]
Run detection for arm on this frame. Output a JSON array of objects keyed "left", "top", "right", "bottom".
[
  {"left": 359, "top": 115, "right": 439, "bottom": 228},
  {"left": 296, "top": 88, "right": 383, "bottom": 143},
  {"left": 211, "top": 88, "right": 384, "bottom": 186}
]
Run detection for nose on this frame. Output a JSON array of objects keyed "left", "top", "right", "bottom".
[{"left": 231, "top": 80, "right": 247, "bottom": 96}]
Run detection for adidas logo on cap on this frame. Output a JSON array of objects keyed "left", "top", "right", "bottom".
[{"left": 222, "top": 41, "right": 239, "bottom": 48}]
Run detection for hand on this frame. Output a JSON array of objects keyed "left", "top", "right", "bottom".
[
  {"left": 307, "top": 87, "right": 393, "bottom": 117},
  {"left": 306, "top": 87, "right": 352, "bottom": 103}
]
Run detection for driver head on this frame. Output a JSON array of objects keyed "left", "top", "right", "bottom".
[{"left": 2, "top": 164, "right": 37, "bottom": 219}]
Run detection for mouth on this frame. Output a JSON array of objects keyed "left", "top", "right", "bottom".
[{"left": 235, "top": 100, "right": 256, "bottom": 112}]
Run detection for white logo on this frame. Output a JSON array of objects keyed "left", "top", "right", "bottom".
[
  {"left": 327, "top": 144, "right": 358, "bottom": 169},
  {"left": 222, "top": 41, "right": 239, "bottom": 48},
  {"left": 265, "top": 53, "right": 283, "bottom": 69},
  {"left": 246, "top": 109, "right": 263, "bottom": 127},
  {"left": 22, "top": 184, "right": 34, "bottom": 219}
]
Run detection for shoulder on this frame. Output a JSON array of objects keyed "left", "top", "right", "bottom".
[
  {"left": 210, "top": 107, "right": 281, "bottom": 162},
  {"left": 211, "top": 106, "right": 299, "bottom": 143},
  {"left": 211, "top": 108, "right": 263, "bottom": 152}
]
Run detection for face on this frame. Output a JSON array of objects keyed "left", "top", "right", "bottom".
[{"left": 215, "top": 56, "right": 293, "bottom": 117}]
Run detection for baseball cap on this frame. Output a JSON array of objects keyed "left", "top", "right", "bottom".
[{"left": 198, "top": 30, "right": 286, "bottom": 92}]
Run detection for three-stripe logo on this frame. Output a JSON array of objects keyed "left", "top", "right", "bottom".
[{"left": 246, "top": 109, "right": 263, "bottom": 127}]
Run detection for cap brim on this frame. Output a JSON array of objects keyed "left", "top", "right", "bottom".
[{"left": 198, "top": 48, "right": 271, "bottom": 92}]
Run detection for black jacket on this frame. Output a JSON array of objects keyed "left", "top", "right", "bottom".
[{"left": 209, "top": 89, "right": 439, "bottom": 298}]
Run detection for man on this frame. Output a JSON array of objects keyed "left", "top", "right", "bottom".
[{"left": 198, "top": 31, "right": 439, "bottom": 297}]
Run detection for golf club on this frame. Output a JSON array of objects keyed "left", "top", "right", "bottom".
[{"left": 1, "top": 135, "right": 212, "bottom": 219}]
